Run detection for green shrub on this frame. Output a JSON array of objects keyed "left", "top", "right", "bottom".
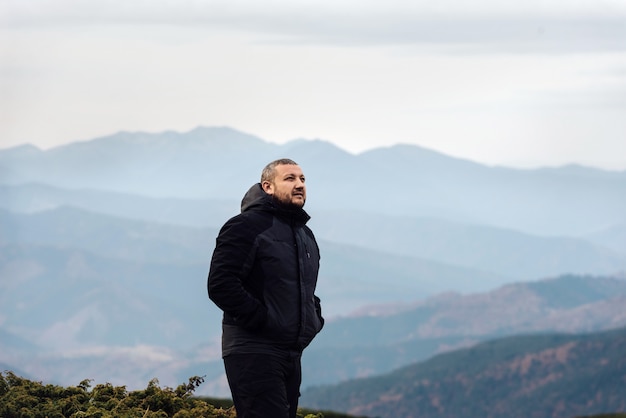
[
  {"left": 0, "top": 372, "right": 235, "bottom": 418},
  {"left": 0, "top": 372, "right": 362, "bottom": 418}
]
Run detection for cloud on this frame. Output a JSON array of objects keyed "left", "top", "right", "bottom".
[
  {"left": 3, "top": 1, "right": 626, "bottom": 53},
  {"left": 246, "top": 17, "right": 626, "bottom": 54}
]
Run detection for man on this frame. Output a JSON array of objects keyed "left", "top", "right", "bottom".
[{"left": 208, "top": 158, "right": 324, "bottom": 418}]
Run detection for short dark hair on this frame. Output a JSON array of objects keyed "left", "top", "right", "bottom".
[{"left": 261, "top": 158, "right": 298, "bottom": 183}]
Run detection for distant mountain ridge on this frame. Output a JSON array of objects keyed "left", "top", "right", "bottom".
[
  {"left": 312, "top": 210, "right": 626, "bottom": 279},
  {"left": 0, "top": 182, "right": 238, "bottom": 224},
  {"left": 2, "top": 184, "right": 624, "bottom": 281},
  {"left": 0, "top": 127, "right": 287, "bottom": 199},
  {"left": 1, "top": 126, "right": 625, "bottom": 235}
]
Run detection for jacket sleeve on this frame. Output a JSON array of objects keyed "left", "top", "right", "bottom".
[{"left": 207, "top": 215, "right": 267, "bottom": 330}]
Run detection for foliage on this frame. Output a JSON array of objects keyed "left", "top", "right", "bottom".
[{"left": 0, "top": 372, "right": 360, "bottom": 418}]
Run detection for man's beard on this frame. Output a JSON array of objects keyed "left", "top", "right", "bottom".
[{"left": 272, "top": 194, "right": 305, "bottom": 210}]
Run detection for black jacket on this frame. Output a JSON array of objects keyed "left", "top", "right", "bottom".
[{"left": 208, "top": 183, "right": 324, "bottom": 357}]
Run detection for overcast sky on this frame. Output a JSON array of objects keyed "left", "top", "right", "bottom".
[{"left": 2, "top": 0, "right": 626, "bottom": 169}]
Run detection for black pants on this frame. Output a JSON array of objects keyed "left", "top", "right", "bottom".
[{"left": 224, "top": 352, "right": 302, "bottom": 418}]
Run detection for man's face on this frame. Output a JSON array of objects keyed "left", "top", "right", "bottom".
[{"left": 262, "top": 164, "right": 306, "bottom": 208}]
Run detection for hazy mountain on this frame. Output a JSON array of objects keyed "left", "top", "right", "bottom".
[
  {"left": 315, "top": 275, "right": 626, "bottom": 348},
  {"left": 4, "top": 206, "right": 626, "bottom": 314},
  {"left": 1, "top": 126, "right": 625, "bottom": 236},
  {"left": 0, "top": 207, "right": 511, "bottom": 326},
  {"left": 300, "top": 326, "right": 626, "bottom": 418},
  {"left": 358, "top": 144, "right": 626, "bottom": 234},
  {"left": 312, "top": 210, "right": 626, "bottom": 279},
  {"left": 585, "top": 224, "right": 626, "bottom": 256},
  {"left": 0, "top": 127, "right": 279, "bottom": 199},
  {"left": 0, "top": 327, "right": 40, "bottom": 357},
  {"left": 302, "top": 274, "right": 626, "bottom": 386},
  {"left": 0, "top": 206, "right": 218, "bottom": 264},
  {"left": 0, "top": 243, "right": 217, "bottom": 350},
  {"left": 0, "top": 183, "right": 238, "bottom": 227},
  {"left": 2, "top": 187, "right": 625, "bottom": 281}
]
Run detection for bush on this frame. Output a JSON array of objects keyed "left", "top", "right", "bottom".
[
  {"left": 0, "top": 372, "right": 357, "bottom": 418},
  {"left": 0, "top": 372, "right": 234, "bottom": 418}
]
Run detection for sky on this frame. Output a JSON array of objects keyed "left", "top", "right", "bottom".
[{"left": 1, "top": 0, "right": 626, "bottom": 170}]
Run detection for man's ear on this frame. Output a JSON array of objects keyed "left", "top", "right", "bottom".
[{"left": 262, "top": 181, "right": 274, "bottom": 194}]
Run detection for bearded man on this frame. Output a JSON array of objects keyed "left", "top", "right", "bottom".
[{"left": 208, "top": 158, "right": 324, "bottom": 418}]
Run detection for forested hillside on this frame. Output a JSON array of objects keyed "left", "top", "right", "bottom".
[{"left": 301, "top": 326, "right": 626, "bottom": 418}]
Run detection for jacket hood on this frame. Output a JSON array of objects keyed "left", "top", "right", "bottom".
[
  {"left": 240, "top": 183, "right": 310, "bottom": 224},
  {"left": 240, "top": 183, "right": 269, "bottom": 212}
]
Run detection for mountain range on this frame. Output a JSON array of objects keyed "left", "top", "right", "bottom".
[
  {"left": 2, "top": 126, "right": 626, "bottom": 237},
  {"left": 1, "top": 126, "right": 625, "bottom": 403},
  {"left": 303, "top": 274, "right": 626, "bottom": 387},
  {"left": 301, "top": 325, "right": 626, "bottom": 418}
]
